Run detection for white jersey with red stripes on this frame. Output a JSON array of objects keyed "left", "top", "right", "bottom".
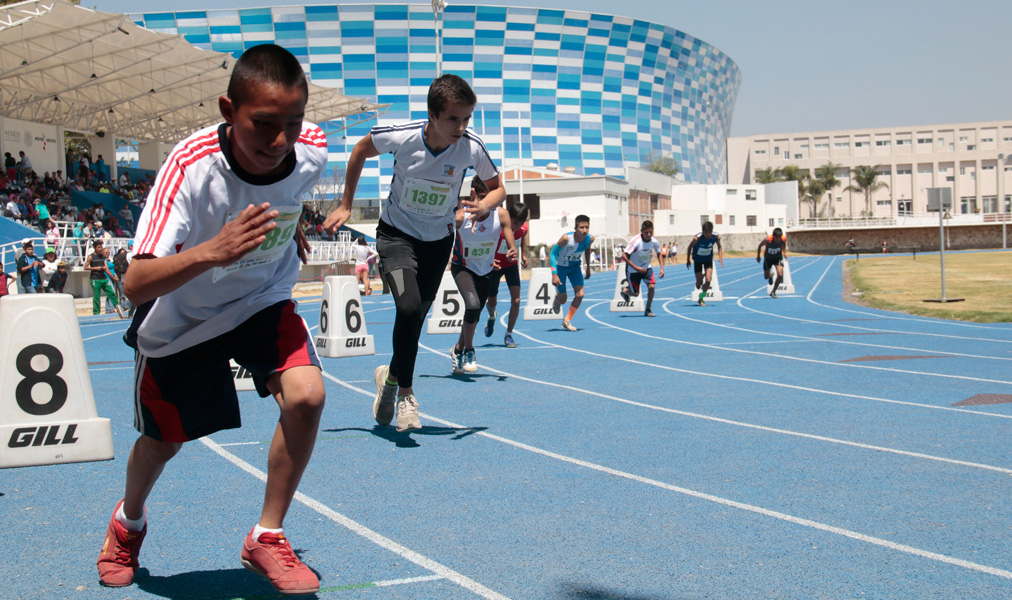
[
  {"left": 625, "top": 233, "right": 661, "bottom": 269},
  {"left": 493, "top": 221, "right": 526, "bottom": 269},
  {"left": 132, "top": 122, "right": 327, "bottom": 357}
]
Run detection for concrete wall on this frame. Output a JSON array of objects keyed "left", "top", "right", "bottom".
[{"left": 785, "top": 224, "right": 1011, "bottom": 254}]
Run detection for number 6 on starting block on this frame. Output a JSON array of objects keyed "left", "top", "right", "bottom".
[
  {"left": 314, "top": 276, "right": 375, "bottom": 358},
  {"left": 0, "top": 295, "right": 114, "bottom": 468}
]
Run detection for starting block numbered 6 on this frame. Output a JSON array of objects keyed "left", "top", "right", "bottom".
[
  {"left": 0, "top": 294, "right": 113, "bottom": 468},
  {"left": 426, "top": 270, "right": 464, "bottom": 334},
  {"left": 523, "top": 267, "right": 560, "bottom": 320},
  {"left": 315, "top": 276, "right": 375, "bottom": 357},
  {"left": 610, "top": 267, "right": 645, "bottom": 312}
]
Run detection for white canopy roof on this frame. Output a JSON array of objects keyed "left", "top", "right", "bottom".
[{"left": 0, "top": 0, "right": 386, "bottom": 142}]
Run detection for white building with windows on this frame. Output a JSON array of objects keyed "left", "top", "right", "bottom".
[
  {"left": 727, "top": 120, "right": 1012, "bottom": 220},
  {"left": 654, "top": 182, "right": 793, "bottom": 242}
]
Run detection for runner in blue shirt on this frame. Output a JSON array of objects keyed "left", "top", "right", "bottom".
[{"left": 685, "top": 221, "right": 723, "bottom": 306}]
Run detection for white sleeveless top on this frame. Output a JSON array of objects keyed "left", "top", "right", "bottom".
[{"left": 452, "top": 208, "right": 501, "bottom": 276}]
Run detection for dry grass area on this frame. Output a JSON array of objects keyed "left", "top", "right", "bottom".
[{"left": 844, "top": 251, "right": 1012, "bottom": 323}]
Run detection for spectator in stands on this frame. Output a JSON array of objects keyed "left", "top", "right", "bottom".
[
  {"left": 94, "top": 203, "right": 105, "bottom": 220},
  {"left": 118, "top": 204, "right": 134, "bottom": 234},
  {"left": 54, "top": 169, "right": 66, "bottom": 187},
  {"left": 4, "top": 152, "right": 15, "bottom": 180},
  {"left": 0, "top": 267, "right": 14, "bottom": 297},
  {"left": 80, "top": 154, "right": 90, "bottom": 177},
  {"left": 34, "top": 197, "right": 50, "bottom": 233},
  {"left": 45, "top": 219, "right": 60, "bottom": 248},
  {"left": 95, "top": 155, "right": 106, "bottom": 181},
  {"left": 18, "top": 151, "right": 33, "bottom": 179},
  {"left": 112, "top": 247, "right": 130, "bottom": 310},
  {"left": 118, "top": 171, "right": 131, "bottom": 188},
  {"left": 40, "top": 247, "right": 60, "bottom": 291},
  {"left": 46, "top": 260, "right": 68, "bottom": 293},
  {"left": 5, "top": 194, "right": 21, "bottom": 221},
  {"left": 16, "top": 239, "right": 45, "bottom": 293},
  {"left": 98, "top": 182, "right": 111, "bottom": 194},
  {"left": 85, "top": 240, "right": 125, "bottom": 318}
]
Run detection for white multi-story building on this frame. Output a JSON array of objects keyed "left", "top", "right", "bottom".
[
  {"left": 654, "top": 182, "right": 793, "bottom": 242},
  {"left": 727, "top": 120, "right": 1012, "bottom": 220}
]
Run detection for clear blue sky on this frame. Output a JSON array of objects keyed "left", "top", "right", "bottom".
[{"left": 94, "top": 0, "right": 1012, "bottom": 138}]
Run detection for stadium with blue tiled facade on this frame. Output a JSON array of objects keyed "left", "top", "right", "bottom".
[{"left": 133, "top": 5, "right": 741, "bottom": 197}]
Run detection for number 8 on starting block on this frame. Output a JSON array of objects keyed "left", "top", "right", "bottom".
[
  {"left": 314, "top": 276, "right": 375, "bottom": 358},
  {"left": 0, "top": 294, "right": 114, "bottom": 468}
]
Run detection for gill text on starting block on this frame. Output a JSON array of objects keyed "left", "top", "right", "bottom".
[
  {"left": 0, "top": 294, "right": 114, "bottom": 468},
  {"left": 426, "top": 270, "right": 464, "bottom": 334},
  {"left": 315, "top": 276, "right": 376, "bottom": 357}
]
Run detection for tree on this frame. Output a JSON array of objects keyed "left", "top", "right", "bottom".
[
  {"left": 814, "top": 162, "right": 843, "bottom": 218},
  {"left": 799, "top": 176, "right": 826, "bottom": 219},
  {"left": 754, "top": 167, "right": 780, "bottom": 184},
  {"left": 306, "top": 165, "right": 347, "bottom": 214},
  {"left": 844, "top": 165, "right": 889, "bottom": 216},
  {"left": 642, "top": 152, "right": 680, "bottom": 177}
]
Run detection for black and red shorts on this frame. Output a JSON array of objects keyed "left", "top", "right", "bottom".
[{"left": 132, "top": 300, "right": 320, "bottom": 442}]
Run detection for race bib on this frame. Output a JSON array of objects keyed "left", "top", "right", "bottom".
[
  {"left": 696, "top": 246, "right": 712, "bottom": 256},
  {"left": 211, "top": 208, "right": 301, "bottom": 283},
  {"left": 465, "top": 240, "right": 495, "bottom": 260},
  {"left": 401, "top": 177, "right": 453, "bottom": 217}
]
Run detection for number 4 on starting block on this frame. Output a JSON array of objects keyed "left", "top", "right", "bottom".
[
  {"left": 0, "top": 295, "right": 114, "bottom": 468},
  {"left": 314, "top": 276, "right": 375, "bottom": 357}
]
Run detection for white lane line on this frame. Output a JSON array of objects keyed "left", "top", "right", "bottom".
[
  {"left": 506, "top": 317, "right": 1012, "bottom": 420},
  {"left": 199, "top": 436, "right": 513, "bottom": 600},
  {"left": 83, "top": 328, "right": 128, "bottom": 341},
  {"left": 414, "top": 345, "right": 1012, "bottom": 476},
  {"left": 792, "top": 257, "right": 1012, "bottom": 340},
  {"left": 582, "top": 301, "right": 1012, "bottom": 386},
  {"left": 376, "top": 574, "right": 445, "bottom": 587},
  {"left": 319, "top": 371, "right": 1012, "bottom": 582},
  {"left": 666, "top": 295, "right": 1012, "bottom": 362}
]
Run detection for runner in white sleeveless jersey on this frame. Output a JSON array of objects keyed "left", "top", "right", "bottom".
[
  {"left": 450, "top": 176, "right": 515, "bottom": 373},
  {"left": 324, "top": 74, "right": 504, "bottom": 432}
]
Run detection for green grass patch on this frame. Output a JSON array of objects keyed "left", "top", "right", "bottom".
[{"left": 844, "top": 251, "right": 1012, "bottom": 322}]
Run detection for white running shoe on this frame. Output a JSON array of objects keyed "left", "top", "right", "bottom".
[
  {"left": 463, "top": 349, "right": 478, "bottom": 373},
  {"left": 396, "top": 395, "right": 421, "bottom": 432},
  {"left": 561, "top": 320, "right": 578, "bottom": 332},
  {"left": 450, "top": 346, "right": 465, "bottom": 374}
]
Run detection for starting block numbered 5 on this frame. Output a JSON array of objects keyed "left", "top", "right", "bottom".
[
  {"left": 426, "top": 270, "right": 464, "bottom": 334},
  {"left": 315, "top": 276, "right": 375, "bottom": 357},
  {"left": 523, "top": 267, "right": 559, "bottom": 320},
  {"left": 0, "top": 294, "right": 113, "bottom": 468},
  {"left": 610, "top": 267, "right": 645, "bottom": 312},
  {"left": 691, "top": 264, "right": 723, "bottom": 302}
]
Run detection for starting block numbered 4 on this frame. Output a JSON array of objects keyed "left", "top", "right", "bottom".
[
  {"left": 0, "top": 294, "right": 113, "bottom": 468},
  {"left": 523, "top": 267, "right": 559, "bottom": 320},
  {"left": 691, "top": 264, "right": 724, "bottom": 302},
  {"left": 610, "top": 267, "right": 645, "bottom": 312},
  {"left": 315, "top": 276, "right": 375, "bottom": 357},
  {"left": 426, "top": 270, "right": 464, "bottom": 334}
]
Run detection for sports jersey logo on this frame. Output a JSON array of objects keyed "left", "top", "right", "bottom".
[
  {"left": 477, "top": 223, "right": 486, "bottom": 232},
  {"left": 444, "top": 165, "right": 454, "bottom": 176}
]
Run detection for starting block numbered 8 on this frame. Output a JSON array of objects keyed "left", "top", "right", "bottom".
[
  {"left": 523, "top": 267, "right": 559, "bottom": 320},
  {"left": 610, "top": 267, "right": 645, "bottom": 312},
  {"left": 767, "top": 258, "right": 796, "bottom": 295},
  {"left": 691, "top": 264, "right": 723, "bottom": 302},
  {"left": 315, "top": 276, "right": 375, "bottom": 357},
  {"left": 426, "top": 270, "right": 464, "bottom": 334},
  {"left": 0, "top": 294, "right": 113, "bottom": 468}
]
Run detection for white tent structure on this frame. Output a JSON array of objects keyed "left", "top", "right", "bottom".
[{"left": 0, "top": 0, "right": 386, "bottom": 143}]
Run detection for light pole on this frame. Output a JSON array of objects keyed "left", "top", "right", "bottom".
[
  {"left": 1000, "top": 153, "right": 1009, "bottom": 249},
  {"left": 431, "top": 0, "right": 447, "bottom": 77}
]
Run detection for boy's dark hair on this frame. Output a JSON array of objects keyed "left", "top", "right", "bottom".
[
  {"left": 575, "top": 214, "right": 590, "bottom": 226},
  {"left": 227, "top": 44, "right": 309, "bottom": 108},
  {"left": 508, "top": 202, "right": 529, "bottom": 224},
  {"left": 702, "top": 221, "right": 714, "bottom": 233},
  {"left": 470, "top": 175, "right": 489, "bottom": 195},
  {"left": 773, "top": 227, "right": 783, "bottom": 238},
  {"left": 428, "top": 74, "right": 477, "bottom": 116},
  {"left": 641, "top": 220, "right": 653, "bottom": 230}
]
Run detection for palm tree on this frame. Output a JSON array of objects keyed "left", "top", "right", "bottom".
[
  {"left": 800, "top": 176, "right": 826, "bottom": 219},
  {"left": 815, "top": 162, "right": 843, "bottom": 218},
  {"left": 844, "top": 165, "right": 890, "bottom": 216},
  {"left": 774, "top": 165, "right": 808, "bottom": 217},
  {"left": 754, "top": 167, "right": 780, "bottom": 184}
]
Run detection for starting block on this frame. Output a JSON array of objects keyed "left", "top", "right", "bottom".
[
  {"left": 523, "top": 267, "right": 559, "bottom": 320},
  {"left": 230, "top": 359, "right": 256, "bottom": 392},
  {"left": 610, "top": 267, "right": 645, "bottom": 312},
  {"left": 767, "top": 258, "right": 796, "bottom": 295},
  {"left": 315, "top": 276, "right": 375, "bottom": 357},
  {"left": 0, "top": 294, "right": 114, "bottom": 468},
  {"left": 691, "top": 264, "right": 724, "bottom": 302},
  {"left": 426, "top": 270, "right": 464, "bottom": 334}
]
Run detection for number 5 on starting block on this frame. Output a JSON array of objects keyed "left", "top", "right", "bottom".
[
  {"left": 0, "top": 295, "right": 114, "bottom": 468},
  {"left": 314, "top": 276, "right": 375, "bottom": 357}
]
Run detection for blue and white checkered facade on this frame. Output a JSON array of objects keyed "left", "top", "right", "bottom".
[{"left": 134, "top": 4, "right": 741, "bottom": 196}]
